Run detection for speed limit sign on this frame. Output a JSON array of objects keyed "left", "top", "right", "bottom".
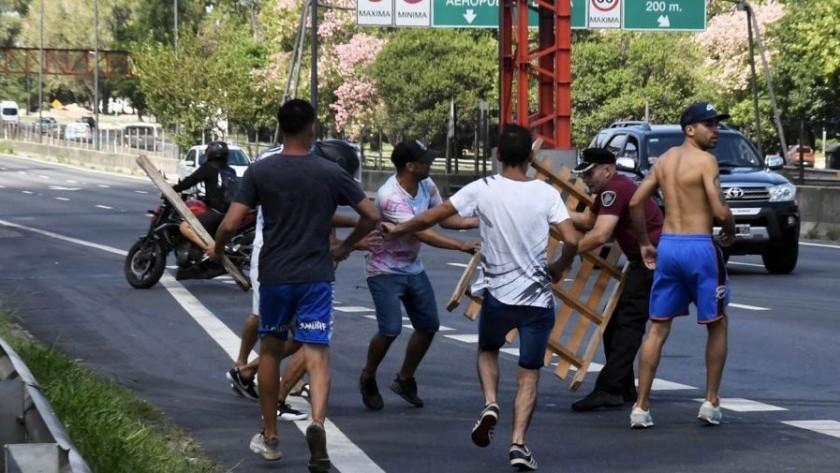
[{"left": 589, "top": 0, "right": 621, "bottom": 28}]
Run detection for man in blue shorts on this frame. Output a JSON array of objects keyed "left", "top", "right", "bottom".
[
  {"left": 211, "top": 99, "right": 379, "bottom": 471},
  {"left": 628, "top": 102, "right": 736, "bottom": 429},
  {"left": 359, "top": 139, "right": 478, "bottom": 410},
  {"left": 563, "top": 148, "right": 663, "bottom": 412},
  {"left": 383, "top": 124, "right": 579, "bottom": 471}
]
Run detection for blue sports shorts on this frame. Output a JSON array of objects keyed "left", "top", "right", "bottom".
[
  {"left": 367, "top": 272, "right": 439, "bottom": 337},
  {"left": 478, "top": 291, "right": 554, "bottom": 370},
  {"left": 650, "top": 234, "right": 730, "bottom": 324},
  {"left": 259, "top": 281, "right": 333, "bottom": 344}
]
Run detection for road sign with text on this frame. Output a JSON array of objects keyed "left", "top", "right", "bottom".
[{"left": 622, "top": 0, "right": 706, "bottom": 31}]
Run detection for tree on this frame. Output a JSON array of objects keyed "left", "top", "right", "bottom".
[
  {"left": 571, "top": 31, "right": 714, "bottom": 147},
  {"left": 372, "top": 29, "right": 497, "bottom": 148}
]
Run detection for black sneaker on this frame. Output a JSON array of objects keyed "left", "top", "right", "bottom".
[
  {"left": 470, "top": 403, "right": 499, "bottom": 448},
  {"left": 509, "top": 443, "right": 538, "bottom": 471},
  {"left": 622, "top": 384, "right": 638, "bottom": 404},
  {"left": 570, "top": 390, "right": 624, "bottom": 412},
  {"left": 226, "top": 368, "right": 259, "bottom": 401},
  {"left": 277, "top": 402, "right": 309, "bottom": 421},
  {"left": 305, "top": 422, "right": 331, "bottom": 473},
  {"left": 359, "top": 373, "right": 384, "bottom": 410},
  {"left": 389, "top": 375, "right": 423, "bottom": 407}
]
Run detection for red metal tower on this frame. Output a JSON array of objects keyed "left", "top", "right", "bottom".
[{"left": 500, "top": 0, "right": 572, "bottom": 149}]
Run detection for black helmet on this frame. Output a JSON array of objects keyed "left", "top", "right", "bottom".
[
  {"left": 205, "top": 141, "right": 229, "bottom": 162},
  {"left": 313, "top": 140, "right": 360, "bottom": 178}
]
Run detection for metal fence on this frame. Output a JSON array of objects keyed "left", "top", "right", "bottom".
[{"left": 0, "top": 336, "right": 92, "bottom": 473}]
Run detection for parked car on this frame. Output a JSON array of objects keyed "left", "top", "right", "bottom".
[
  {"left": 0, "top": 100, "right": 19, "bottom": 124},
  {"left": 176, "top": 144, "right": 252, "bottom": 195},
  {"left": 31, "top": 116, "right": 59, "bottom": 136},
  {"left": 63, "top": 122, "right": 93, "bottom": 143},
  {"left": 785, "top": 145, "right": 815, "bottom": 167},
  {"left": 588, "top": 121, "right": 800, "bottom": 274}
]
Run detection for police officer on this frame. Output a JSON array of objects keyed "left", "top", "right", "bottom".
[{"left": 564, "top": 147, "right": 664, "bottom": 410}]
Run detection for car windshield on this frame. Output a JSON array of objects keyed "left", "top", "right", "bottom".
[
  {"left": 646, "top": 132, "right": 762, "bottom": 169},
  {"left": 198, "top": 149, "right": 251, "bottom": 166}
]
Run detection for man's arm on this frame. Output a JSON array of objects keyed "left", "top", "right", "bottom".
[
  {"left": 547, "top": 219, "right": 579, "bottom": 282},
  {"left": 568, "top": 207, "right": 597, "bottom": 232},
  {"left": 208, "top": 202, "right": 251, "bottom": 259},
  {"left": 332, "top": 197, "right": 380, "bottom": 261},
  {"left": 172, "top": 163, "right": 209, "bottom": 193},
  {"left": 702, "top": 155, "right": 736, "bottom": 246},
  {"left": 331, "top": 213, "right": 358, "bottom": 228},
  {"left": 414, "top": 228, "right": 479, "bottom": 253},
  {"left": 576, "top": 214, "right": 619, "bottom": 254},
  {"left": 439, "top": 214, "right": 479, "bottom": 230},
  {"left": 629, "top": 171, "right": 659, "bottom": 247},
  {"left": 383, "top": 201, "right": 460, "bottom": 238}
]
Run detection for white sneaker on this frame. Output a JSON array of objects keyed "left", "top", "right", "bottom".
[
  {"left": 630, "top": 407, "right": 654, "bottom": 429},
  {"left": 698, "top": 401, "right": 723, "bottom": 426},
  {"left": 249, "top": 431, "right": 282, "bottom": 461}
]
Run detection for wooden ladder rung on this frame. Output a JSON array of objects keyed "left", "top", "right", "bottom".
[{"left": 547, "top": 340, "right": 584, "bottom": 368}]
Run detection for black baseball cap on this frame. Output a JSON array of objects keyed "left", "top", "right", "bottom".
[
  {"left": 391, "top": 139, "right": 439, "bottom": 167},
  {"left": 573, "top": 148, "right": 616, "bottom": 174},
  {"left": 680, "top": 102, "right": 731, "bottom": 130}
]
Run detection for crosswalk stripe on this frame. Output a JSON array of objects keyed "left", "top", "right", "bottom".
[
  {"left": 651, "top": 379, "right": 695, "bottom": 390},
  {"left": 782, "top": 420, "right": 840, "bottom": 439},
  {"left": 445, "top": 334, "right": 480, "bottom": 343},
  {"left": 333, "top": 306, "right": 374, "bottom": 313},
  {"left": 729, "top": 303, "right": 771, "bottom": 311},
  {"left": 694, "top": 397, "right": 787, "bottom": 412}
]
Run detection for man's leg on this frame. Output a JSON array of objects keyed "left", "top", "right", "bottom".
[
  {"left": 511, "top": 367, "right": 539, "bottom": 445},
  {"left": 258, "top": 335, "right": 285, "bottom": 439},
  {"left": 236, "top": 313, "right": 260, "bottom": 373},
  {"left": 362, "top": 333, "right": 396, "bottom": 380},
  {"left": 303, "top": 343, "right": 331, "bottom": 472},
  {"left": 398, "top": 330, "right": 435, "bottom": 379},
  {"left": 179, "top": 221, "right": 209, "bottom": 250},
  {"left": 704, "top": 316, "right": 728, "bottom": 404},
  {"left": 477, "top": 348, "right": 500, "bottom": 406},
  {"left": 634, "top": 319, "right": 672, "bottom": 411}
]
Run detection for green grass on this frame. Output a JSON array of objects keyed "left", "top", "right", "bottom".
[
  {"left": 826, "top": 226, "right": 840, "bottom": 241},
  {"left": 0, "top": 312, "right": 227, "bottom": 473}
]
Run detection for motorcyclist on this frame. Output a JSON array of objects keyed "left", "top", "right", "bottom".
[{"left": 172, "top": 140, "right": 237, "bottom": 251}]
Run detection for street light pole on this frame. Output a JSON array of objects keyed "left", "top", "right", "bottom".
[
  {"left": 94, "top": 0, "right": 100, "bottom": 150},
  {"left": 310, "top": 0, "right": 319, "bottom": 137},
  {"left": 38, "top": 0, "right": 43, "bottom": 143},
  {"left": 174, "top": 0, "right": 179, "bottom": 51}
]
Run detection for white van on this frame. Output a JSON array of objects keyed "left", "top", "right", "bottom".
[{"left": 0, "top": 101, "right": 20, "bottom": 124}]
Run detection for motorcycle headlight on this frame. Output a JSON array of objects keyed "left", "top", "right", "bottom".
[{"left": 768, "top": 183, "right": 796, "bottom": 202}]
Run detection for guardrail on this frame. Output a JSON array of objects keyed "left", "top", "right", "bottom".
[
  {"left": 780, "top": 166, "right": 840, "bottom": 187},
  {"left": 0, "top": 336, "right": 92, "bottom": 473}
]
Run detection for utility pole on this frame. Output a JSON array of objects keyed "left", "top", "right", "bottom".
[
  {"left": 94, "top": 0, "right": 100, "bottom": 150},
  {"left": 311, "top": 0, "right": 319, "bottom": 137},
  {"left": 741, "top": 1, "right": 762, "bottom": 156},
  {"left": 38, "top": 0, "right": 44, "bottom": 144}
]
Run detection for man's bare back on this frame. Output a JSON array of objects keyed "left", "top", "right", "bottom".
[{"left": 653, "top": 145, "right": 727, "bottom": 236}]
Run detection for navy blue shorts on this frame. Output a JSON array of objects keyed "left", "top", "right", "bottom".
[
  {"left": 478, "top": 291, "right": 554, "bottom": 370},
  {"left": 259, "top": 281, "right": 333, "bottom": 344},
  {"left": 367, "top": 272, "right": 439, "bottom": 337}
]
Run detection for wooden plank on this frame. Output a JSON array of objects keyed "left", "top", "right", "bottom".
[
  {"left": 136, "top": 155, "right": 250, "bottom": 291},
  {"left": 532, "top": 159, "right": 593, "bottom": 206},
  {"left": 446, "top": 250, "right": 482, "bottom": 311},
  {"left": 464, "top": 297, "right": 483, "bottom": 320}
]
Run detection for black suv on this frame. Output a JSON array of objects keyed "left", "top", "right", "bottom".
[{"left": 589, "top": 123, "right": 800, "bottom": 274}]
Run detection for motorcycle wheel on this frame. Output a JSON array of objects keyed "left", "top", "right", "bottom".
[{"left": 124, "top": 238, "right": 166, "bottom": 289}]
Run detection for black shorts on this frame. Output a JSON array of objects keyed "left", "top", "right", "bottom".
[{"left": 197, "top": 209, "right": 224, "bottom": 237}]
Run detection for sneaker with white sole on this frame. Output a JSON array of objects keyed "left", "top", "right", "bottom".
[
  {"left": 470, "top": 403, "right": 499, "bottom": 447},
  {"left": 630, "top": 407, "right": 654, "bottom": 429},
  {"left": 509, "top": 443, "right": 538, "bottom": 471},
  {"left": 698, "top": 400, "right": 722, "bottom": 426},
  {"left": 278, "top": 402, "right": 309, "bottom": 422},
  {"left": 249, "top": 430, "right": 282, "bottom": 461},
  {"left": 227, "top": 368, "right": 259, "bottom": 401}
]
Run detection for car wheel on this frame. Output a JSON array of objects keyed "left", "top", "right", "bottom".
[{"left": 761, "top": 239, "right": 798, "bottom": 274}]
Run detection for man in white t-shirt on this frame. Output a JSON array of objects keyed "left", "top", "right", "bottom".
[{"left": 383, "top": 124, "right": 578, "bottom": 472}]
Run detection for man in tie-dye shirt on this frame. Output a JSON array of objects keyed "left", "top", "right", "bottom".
[{"left": 358, "top": 139, "right": 479, "bottom": 411}]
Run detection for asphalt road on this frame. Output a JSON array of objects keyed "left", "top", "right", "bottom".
[{"left": 1, "top": 154, "right": 839, "bottom": 472}]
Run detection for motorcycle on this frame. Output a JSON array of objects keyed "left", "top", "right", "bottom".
[{"left": 124, "top": 195, "right": 255, "bottom": 289}]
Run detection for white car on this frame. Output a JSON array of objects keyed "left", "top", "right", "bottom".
[{"left": 176, "top": 144, "right": 251, "bottom": 195}]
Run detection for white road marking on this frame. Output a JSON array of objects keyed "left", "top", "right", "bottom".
[
  {"left": 445, "top": 334, "right": 479, "bottom": 343},
  {"left": 447, "top": 262, "right": 468, "bottom": 268},
  {"left": 694, "top": 398, "right": 786, "bottom": 412},
  {"left": 49, "top": 186, "right": 82, "bottom": 191},
  {"left": 729, "top": 303, "right": 771, "bottom": 311},
  {"left": 333, "top": 306, "right": 374, "bottom": 313},
  {"left": 135, "top": 190, "right": 149, "bottom": 194},
  {"left": 0, "top": 218, "right": 387, "bottom": 473},
  {"left": 651, "top": 379, "right": 695, "bottom": 390},
  {"left": 38, "top": 175, "right": 50, "bottom": 179},
  {"left": 800, "top": 241, "right": 840, "bottom": 249},
  {"left": 66, "top": 180, "right": 78, "bottom": 183},
  {"left": 98, "top": 184, "right": 110, "bottom": 188},
  {"left": 95, "top": 205, "right": 112, "bottom": 210},
  {"left": 561, "top": 361, "right": 604, "bottom": 373},
  {"left": 22, "top": 190, "right": 33, "bottom": 194},
  {"left": 55, "top": 197, "right": 69, "bottom": 201},
  {"left": 782, "top": 420, "right": 840, "bottom": 439},
  {"left": 727, "top": 261, "right": 765, "bottom": 268}
]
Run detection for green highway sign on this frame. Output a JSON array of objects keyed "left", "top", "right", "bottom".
[
  {"left": 622, "top": 0, "right": 706, "bottom": 31},
  {"left": 431, "top": 0, "right": 588, "bottom": 29}
]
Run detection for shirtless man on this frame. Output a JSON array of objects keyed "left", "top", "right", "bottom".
[{"left": 627, "top": 102, "right": 736, "bottom": 429}]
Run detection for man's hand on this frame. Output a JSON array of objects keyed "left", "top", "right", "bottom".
[
  {"left": 379, "top": 222, "right": 396, "bottom": 239},
  {"left": 640, "top": 243, "right": 657, "bottom": 270},
  {"left": 206, "top": 243, "right": 221, "bottom": 262},
  {"left": 717, "top": 227, "right": 735, "bottom": 247},
  {"left": 459, "top": 240, "right": 480, "bottom": 254},
  {"left": 355, "top": 231, "right": 383, "bottom": 251},
  {"left": 548, "top": 258, "right": 572, "bottom": 284}
]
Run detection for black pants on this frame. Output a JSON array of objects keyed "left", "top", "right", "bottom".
[{"left": 594, "top": 261, "right": 653, "bottom": 394}]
